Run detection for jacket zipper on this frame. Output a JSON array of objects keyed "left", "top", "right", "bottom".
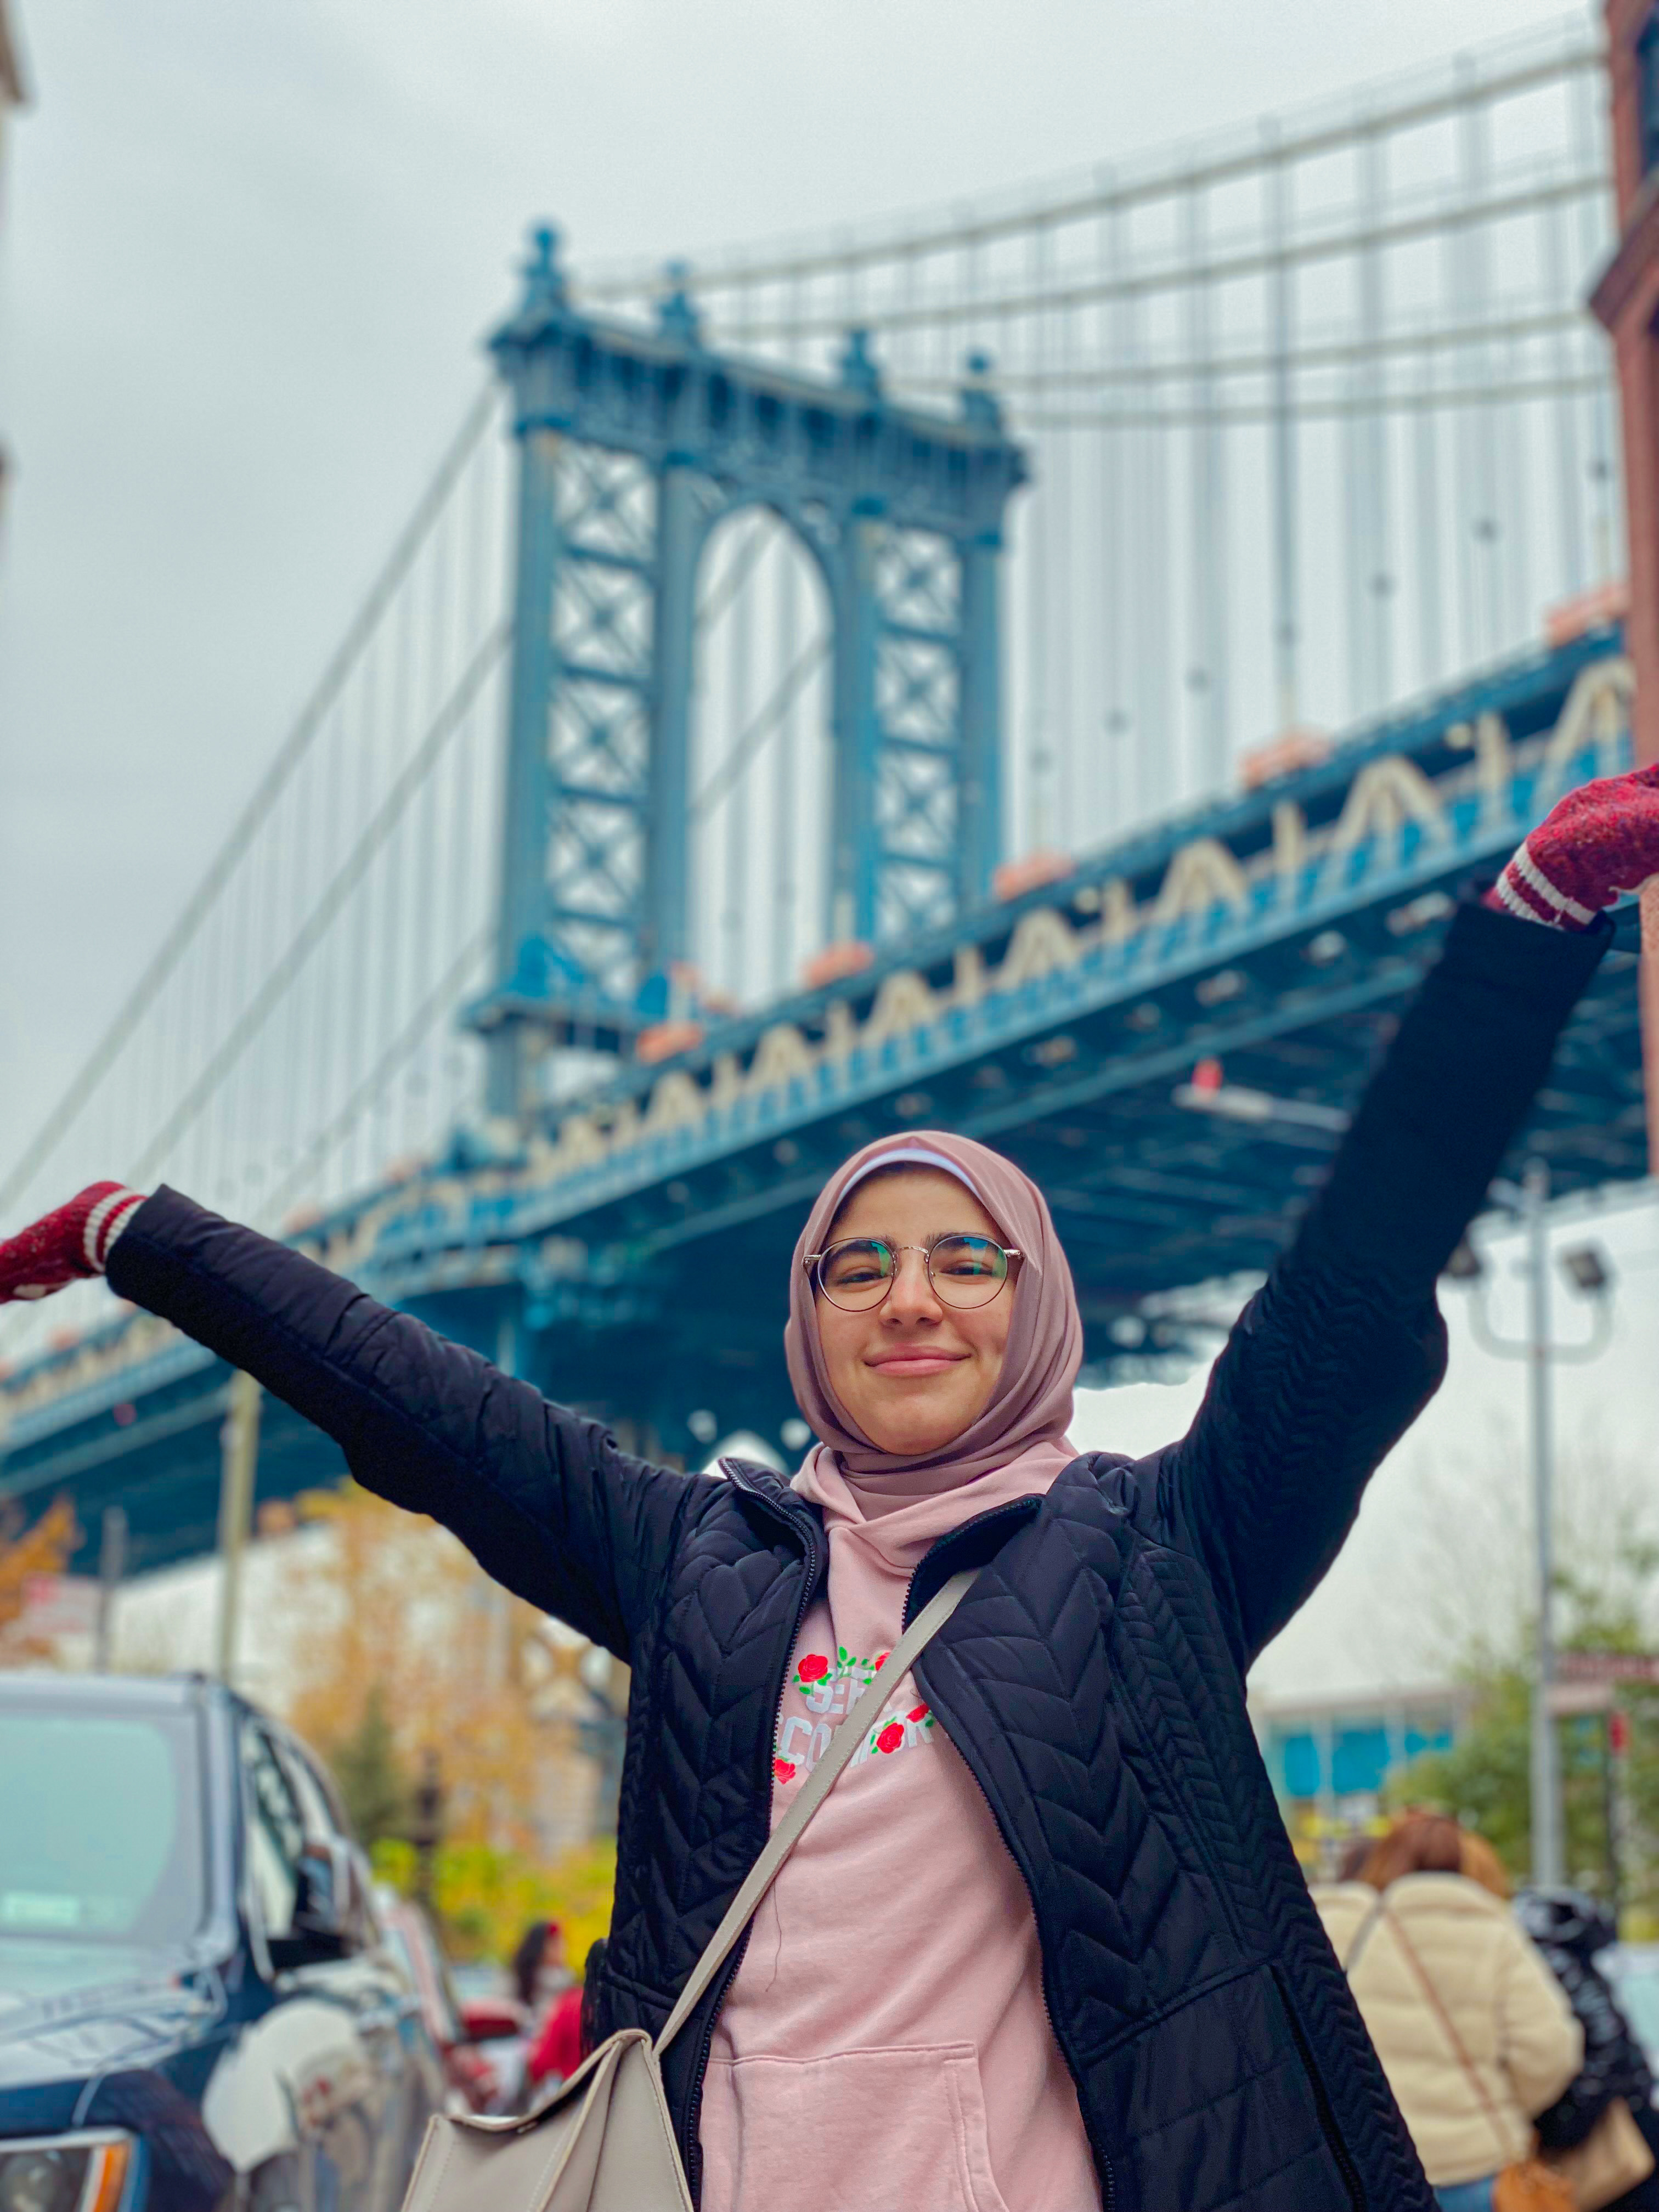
[
  {"left": 902, "top": 1521, "right": 1120, "bottom": 2212},
  {"left": 1274, "top": 1965, "right": 1367, "bottom": 2211},
  {"left": 682, "top": 1471, "right": 826, "bottom": 2207}
]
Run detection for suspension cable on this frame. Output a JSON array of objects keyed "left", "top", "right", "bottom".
[
  {"left": 265, "top": 923, "right": 493, "bottom": 1228},
  {"left": 123, "top": 623, "right": 509, "bottom": 1189},
  {"left": 0, "top": 383, "right": 500, "bottom": 1220}
]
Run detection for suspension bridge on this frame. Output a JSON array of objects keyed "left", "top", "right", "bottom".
[{"left": 0, "top": 15, "right": 1648, "bottom": 1577}]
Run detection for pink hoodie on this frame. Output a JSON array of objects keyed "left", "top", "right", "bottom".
[{"left": 697, "top": 1437, "right": 1102, "bottom": 2212}]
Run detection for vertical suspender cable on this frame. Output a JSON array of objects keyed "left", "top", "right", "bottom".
[
  {"left": 1097, "top": 166, "right": 1125, "bottom": 842},
  {"left": 307, "top": 701, "right": 341, "bottom": 1218},
  {"left": 1571, "top": 56, "right": 1620, "bottom": 586},
  {"left": 1455, "top": 59, "right": 1500, "bottom": 664},
  {"left": 1543, "top": 197, "right": 1588, "bottom": 600},
  {"left": 1413, "top": 345, "right": 1446, "bottom": 696},
  {"left": 1132, "top": 213, "right": 1171, "bottom": 822},
  {"left": 1503, "top": 336, "right": 1534, "bottom": 650},
  {"left": 722, "top": 519, "right": 754, "bottom": 1000},
  {"left": 773, "top": 540, "right": 800, "bottom": 994},
  {"left": 1184, "top": 172, "right": 1227, "bottom": 797},
  {"left": 1351, "top": 117, "right": 1392, "bottom": 717},
  {"left": 1264, "top": 120, "right": 1300, "bottom": 735},
  {"left": 347, "top": 625, "right": 380, "bottom": 1193},
  {"left": 1053, "top": 221, "right": 1075, "bottom": 848},
  {"left": 1025, "top": 218, "right": 1052, "bottom": 851},
  {"left": 412, "top": 484, "right": 453, "bottom": 1153},
  {"left": 382, "top": 578, "right": 416, "bottom": 1159}
]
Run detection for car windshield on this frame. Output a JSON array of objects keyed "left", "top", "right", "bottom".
[{"left": 0, "top": 1701, "right": 206, "bottom": 1981}]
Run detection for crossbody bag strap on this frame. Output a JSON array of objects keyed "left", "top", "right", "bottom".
[
  {"left": 655, "top": 1567, "right": 978, "bottom": 2058},
  {"left": 1381, "top": 1897, "right": 1515, "bottom": 2170},
  {"left": 1339, "top": 1892, "right": 1391, "bottom": 1979}
]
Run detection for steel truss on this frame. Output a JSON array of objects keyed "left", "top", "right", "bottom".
[{"left": 472, "top": 234, "right": 1026, "bottom": 1115}]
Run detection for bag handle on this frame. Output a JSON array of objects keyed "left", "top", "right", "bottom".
[
  {"left": 655, "top": 1567, "right": 978, "bottom": 2057},
  {"left": 1374, "top": 1894, "right": 1516, "bottom": 2171}
]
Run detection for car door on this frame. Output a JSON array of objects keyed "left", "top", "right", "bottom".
[
  {"left": 274, "top": 1731, "right": 438, "bottom": 2211},
  {"left": 234, "top": 1719, "right": 390, "bottom": 2212}
]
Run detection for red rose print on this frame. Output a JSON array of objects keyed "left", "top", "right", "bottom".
[
  {"left": 876, "top": 1722, "right": 904, "bottom": 1754},
  {"left": 873, "top": 1651, "right": 890, "bottom": 1670},
  {"left": 773, "top": 1758, "right": 797, "bottom": 1784},
  {"left": 907, "top": 1704, "right": 929, "bottom": 1723},
  {"left": 797, "top": 1654, "right": 829, "bottom": 1683}
]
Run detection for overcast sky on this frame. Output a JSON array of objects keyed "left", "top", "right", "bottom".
[{"left": 4, "top": 0, "right": 1656, "bottom": 1701}]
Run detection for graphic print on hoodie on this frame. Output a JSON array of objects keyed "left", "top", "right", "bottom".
[{"left": 771, "top": 1638, "right": 936, "bottom": 1789}]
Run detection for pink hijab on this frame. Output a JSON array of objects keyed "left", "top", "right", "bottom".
[{"left": 783, "top": 1130, "right": 1083, "bottom": 1506}]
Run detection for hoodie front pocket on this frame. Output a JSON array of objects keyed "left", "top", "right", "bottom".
[{"left": 699, "top": 2041, "right": 1014, "bottom": 2212}]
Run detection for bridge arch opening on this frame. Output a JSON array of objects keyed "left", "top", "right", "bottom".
[{"left": 689, "top": 505, "right": 833, "bottom": 1008}]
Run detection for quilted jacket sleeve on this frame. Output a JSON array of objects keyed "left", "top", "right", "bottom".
[
  {"left": 1149, "top": 898, "right": 1608, "bottom": 1668},
  {"left": 105, "top": 1187, "right": 695, "bottom": 1658}
]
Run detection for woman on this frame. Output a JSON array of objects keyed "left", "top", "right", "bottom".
[
  {"left": 511, "top": 1917, "right": 568, "bottom": 2017},
  {"left": 2, "top": 776, "right": 1651, "bottom": 2211},
  {"left": 1518, "top": 1887, "right": 1659, "bottom": 2210},
  {"left": 1313, "top": 1815, "right": 1582, "bottom": 2211}
]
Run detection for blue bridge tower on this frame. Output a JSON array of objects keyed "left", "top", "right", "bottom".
[{"left": 469, "top": 228, "right": 1028, "bottom": 1117}]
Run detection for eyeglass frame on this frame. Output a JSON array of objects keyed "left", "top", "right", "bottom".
[{"left": 803, "top": 1233, "right": 1023, "bottom": 1313}]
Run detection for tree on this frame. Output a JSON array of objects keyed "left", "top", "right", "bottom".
[
  {"left": 328, "top": 1682, "right": 411, "bottom": 1847},
  {"left": 270, "top": 1482, "right": 608, "bottom": 1925},
  {"left": 0, "top": 1497, "right": 78, "bottom": 1659},
  {"left": 372, "top": 1834, "right": 616, "bottom": 1970},
  {"left": 1389, "top": 1438, "right": 1659, "bottom": 1926}
]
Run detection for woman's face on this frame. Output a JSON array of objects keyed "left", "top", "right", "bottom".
[{"left": 812, "top": 1168, "right": 1013, "bottom": 1457}]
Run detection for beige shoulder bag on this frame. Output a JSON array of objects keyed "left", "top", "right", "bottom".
[{"left": 399, "top": 1570, "right": 979, "bottom": 2212}]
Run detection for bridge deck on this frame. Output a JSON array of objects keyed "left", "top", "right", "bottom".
[{"left": 1, "top": 631, "right": 1645, "bottom": 1577}]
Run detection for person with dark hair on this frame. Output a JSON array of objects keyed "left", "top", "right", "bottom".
[
  {"left": 510, "top": 1917, "right": 559, "bottom": 2014},
  {"left": 3, "top": 772, "right": 1655, "bottom": 2209},
  {"left": 1517, "top": 1888, "right": 1659, "bottom": 2211},
  {"left": 1314, "top": 1815, "right": 1582, "bottom": 2210}
]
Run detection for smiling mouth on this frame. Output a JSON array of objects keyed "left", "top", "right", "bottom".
[{"left": 867, "top": 1350, "right": 967, "bottom": 1376}]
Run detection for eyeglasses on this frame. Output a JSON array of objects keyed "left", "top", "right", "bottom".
[{"left": 805, "top": 1234, "right": 1021, "bottom": 1312}]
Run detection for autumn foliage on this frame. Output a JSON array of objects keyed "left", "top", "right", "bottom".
[
  {"left": 0, "top": 1497, "right": 79, "bottom": 1657},
  {"left": 273, "top": 1481, "right": 616, "bottom": 1961}
]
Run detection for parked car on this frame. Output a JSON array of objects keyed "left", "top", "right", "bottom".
[
  {"left": 0, "top": 1671, "right": 443, "bottom": 2211},
  {"left": 442, "top": 1964, "right": 532, "bottom": 2114},
  {"left": 377, "top": 1894, "right": 501, "bottom": 2115},
  {"left": 1603, "top": 1943, "right": 1659, "bottom": 2088}
]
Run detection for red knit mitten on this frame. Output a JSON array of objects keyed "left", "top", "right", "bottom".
[
  {"left": 0, "top": 1183, "right": 146, "bottom": 1302},
  {"left": 1486, "top": 763, "right": 1659, "bottom": 929}
]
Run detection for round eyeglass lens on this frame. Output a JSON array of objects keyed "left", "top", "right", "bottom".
[
  {"left": 929, "top": 1234, "right": 1009, "bottom": 1307},
  {"left": 815, "top": 1239, "right": 896, "bottom": 1310}
]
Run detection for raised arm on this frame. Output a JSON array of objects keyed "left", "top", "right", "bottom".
[
  {"left": 1, "top": 1185, "right": 696, "bottom": 1658},
  {"left": 1144, "top": 754, "right": 1659, "bottom": 1666}
]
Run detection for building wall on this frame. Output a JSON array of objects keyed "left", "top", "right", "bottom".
[
  {"left": 1595, "top": 0, "right": 1659, "bottom": 1165},
  {"left": 1253, "top": 1686, "right": 1466, "bottom": 1874}
]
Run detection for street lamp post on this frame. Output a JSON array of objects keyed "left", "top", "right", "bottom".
[
  {"left": 1451, "top": 1159, "right": 1614, "bottom": 1888},
  {"left": 1523, "top": 1160, "right": 1564, "bottom": 1892},
  {"left": 409, "top": 1748, "right": 445, "bottom": 1913}
]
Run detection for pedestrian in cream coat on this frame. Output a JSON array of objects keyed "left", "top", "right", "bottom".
[{"left": 1314, "top": 1816, "right": 1582, "bottom": 2208}]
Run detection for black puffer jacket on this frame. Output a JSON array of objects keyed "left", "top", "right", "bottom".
[
  {"left": 1519, "top": 1890, "right": 1656, "bottom": 2152},
  {"left": 106, "top": 902, "right": 1605, "bottom": 2212}
]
